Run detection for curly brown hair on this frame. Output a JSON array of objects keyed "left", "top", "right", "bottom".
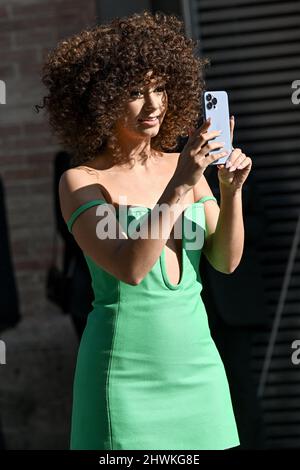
[{"left": 35, "top": 10, "right": 210, "bottom": 167}]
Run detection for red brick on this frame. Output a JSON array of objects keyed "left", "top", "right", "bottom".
[
  {"left": 0, "top": 132, "right": 55, "bottom": 148},
  {"left": 10, "top": 3, "right": 56, "bottom": 19},
  {"left": 1, "top": 147, "right": 57, "bottom": 162},
  {"left": 4, "top": 177, "right": 52, "bottom": 191},
  {"left": 14, "top": 28, "right": 55, "bottom": 49},
  {"left": 23, "top": 121, "right": 51, "bottom": 134},
  {"left": 0, "top": 6, "right": 8, "bottom": 18},
  {"left": 12, "top": 240, "right": 30, "bottom": 257},
  {"left": 4, "top": 164, "right": 52, "bottom": 180},
  {"left": 0, "top": 32, "right": 13, "bottom": 48},
  {"left": 0, "top": 49, "right": 39, "bottom": 65},
  {"left": 0, "top": 155, "right": 28, "bottom": 165},
  {"left": 0, "top": 123, "right": 23, "bottom": 137},
  {"left": 15, "top": 259, "right": 49, "bottom": 271},
  {"left": 1, "top": 7, "right": 98, "bottom": 431},
  {"left": 18, "top": 61, "right": 44, "bottom": 77},
  {"left": 0, "top": 64, "right": 16, "bottom": 80},
  {"left": 29, "top": 151, "right": 58, "bottom": 164},
  {"left": 0, "top": 16, "right": 62, "bottom": 33}
]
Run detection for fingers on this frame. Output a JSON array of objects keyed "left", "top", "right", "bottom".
[
  {"left": 230, "top": 115, "right": 235, "bottom": 143},
  {"left": 189, "top": 130, "right": 228, "bottom": 162},
  {"left": 189, "top": 140, "right": 225, "bottom": 158},
  {"left": 190, "top": 118, "right": 224, "bottom": 147},
  {"left": 201, "top": 129, "right": 222, "bottom": 143},
  {"left": 188, "top": 119, "right": 209, "bottom": 138},
  {"left": 200, "top": 117, "right": 211, "bottom": 131},
  {"left": 225, "top": 148, "right": 247, "bottom": 171},
  {"left": 208, "top": 150, "right": 229, "bottom": 164},
  {"left": 235, "top": 157, "right": 251, "bottom": 170},
  {"left": 188, "top": 118, "right": 232, "bottom": 163},
  {"left": 190, "top": 129, "right": 223, "bottom": 155},
  {"left": 202, "top": 140, "right": 227, "bottom": 155}
]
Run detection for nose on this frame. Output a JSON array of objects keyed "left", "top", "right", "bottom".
[{"left": 143, "top": 90, "right": 162, "bottom": 112}]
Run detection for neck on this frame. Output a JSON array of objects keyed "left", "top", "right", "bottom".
[{"left": 103, "top": 133, "right": 162, "bottom": 170}]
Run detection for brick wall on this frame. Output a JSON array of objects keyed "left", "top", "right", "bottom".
[{"left": 0, "top": 0, "right": 97, "bottom": 449}]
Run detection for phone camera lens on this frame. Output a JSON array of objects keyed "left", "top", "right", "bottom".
[
  {"left": 212, "top": 97, "right": 217, "bottom": 105},
  {"left": 206, "top": 94, "right": 212, "bottom": 101},
  {"left": 207, "top": 102, "right": 213, "bottom": 109}
]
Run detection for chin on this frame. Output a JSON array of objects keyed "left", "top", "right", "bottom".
[{"left": 139, "top": 125, "right": 160, "bottom": 134}]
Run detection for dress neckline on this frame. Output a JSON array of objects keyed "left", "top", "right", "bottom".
[
  {"left": 98, "top": 197, "right": 205, "bottom": 211},
  {"left": 109, "top": 198, "right": 204, "bottom": 290}
]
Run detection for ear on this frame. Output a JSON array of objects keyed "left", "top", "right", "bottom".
[{"left": 230, "top": 116, "right": 235, "bottom": 143}]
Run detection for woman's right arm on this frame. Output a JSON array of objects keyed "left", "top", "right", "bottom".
[
  {"left": 59, "top": 167, "right": 190, "bottom": 285},
  {"left": 59, "top": 120, "right": 227, "bottom": 285}
]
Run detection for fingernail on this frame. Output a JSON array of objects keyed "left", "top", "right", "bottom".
[
  {"left": 225, "top": 160, "right": 231, "bottom": 168},
  {"left": 229, "top": 166, "right": 236, "bottom": 172}
]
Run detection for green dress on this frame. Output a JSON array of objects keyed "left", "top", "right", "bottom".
[{"left": 66, "top": 196, "right": 240, "bottom": 450}]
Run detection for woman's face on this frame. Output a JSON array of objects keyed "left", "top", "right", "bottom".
[{"left": 114, "top": 74, "right": 168, "bottom": 140}]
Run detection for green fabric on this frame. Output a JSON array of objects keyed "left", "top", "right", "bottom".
[{"left": 67, "top": 196, "right": 240, "bottom": 450}]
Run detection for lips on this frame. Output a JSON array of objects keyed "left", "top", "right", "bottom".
[{"left": 138, "top": 115, "right": 160, "bottom": 121}]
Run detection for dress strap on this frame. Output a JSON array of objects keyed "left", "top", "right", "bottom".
[
  {"left": 66, "top": 198, "right": 107, "bottom": 233},
  {"left": 197, "top": 196, "right": 217, "bottom": 204}
]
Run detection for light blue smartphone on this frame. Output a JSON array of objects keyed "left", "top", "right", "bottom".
[{"left": 202, "top": 90, "right": 233, "bottom": 165}]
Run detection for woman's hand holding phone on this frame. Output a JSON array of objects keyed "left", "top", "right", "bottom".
[
  {"left": 217, "top": 116, "right": 253, "bottom": 192},
  {"left": 173, "top": 118, "right": 229, "bottom": 193}
]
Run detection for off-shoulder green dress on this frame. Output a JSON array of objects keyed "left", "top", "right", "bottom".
[{"left": 66, "top": 196, "right": 240, "bottom": 450}]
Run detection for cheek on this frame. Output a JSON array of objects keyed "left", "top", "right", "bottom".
[
  {"left": 120, "top": 109, "right": 138, "bottom": 126},
  {"left": 125, "top": 104, "right": 142, "bottom": 123}
]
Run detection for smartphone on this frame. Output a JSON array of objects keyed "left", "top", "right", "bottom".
[{"left": 202, "top": 90, "right": 233, "bottom": 165}]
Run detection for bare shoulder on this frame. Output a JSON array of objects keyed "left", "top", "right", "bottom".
[
  {"left": 59, "top": 165, "right": 99, "bottom": 195},
  {"left": 58, "top": 166, "right": 106, "bottom": 224}
]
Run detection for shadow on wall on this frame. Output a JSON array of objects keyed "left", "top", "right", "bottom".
[
  {"left": 0, "top": 175, "right": 22, "bottom": 449},
  {"left": 46, "top": 151, "right": 94, "bottom": 341}
]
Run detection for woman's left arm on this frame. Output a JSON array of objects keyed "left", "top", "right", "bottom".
[
  {"left": 204, "top": 186, "right": 244, "bottom": 274},
  {"left": 200, "top": 115, "right": 253, "bottom": 274}
]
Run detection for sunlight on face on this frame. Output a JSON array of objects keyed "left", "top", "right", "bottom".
[{"left": 115, "top": 70, "right": 168, "bottom": 139}]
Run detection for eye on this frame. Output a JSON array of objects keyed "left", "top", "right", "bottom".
[
  {"left": 129, "top": 85, "right": 165, "bottom": 98},
  {"left": 130, "top": 89, "right": 143, "bottom": 98},
  {"left": 155, "top": 85, "right": 166, "bottom": 93}
]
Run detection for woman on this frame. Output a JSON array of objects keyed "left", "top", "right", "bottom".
[{"left": 37, "top": 11, "right": 252, "bottom": 450}]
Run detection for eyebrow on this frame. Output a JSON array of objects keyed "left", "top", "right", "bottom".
[{"left": 132, "top": 81, "right": 166, "bottom": 91}]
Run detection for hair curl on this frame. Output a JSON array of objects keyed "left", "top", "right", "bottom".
[{"left": 35, "top": 10, "right": 210, "bottom": 167}]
